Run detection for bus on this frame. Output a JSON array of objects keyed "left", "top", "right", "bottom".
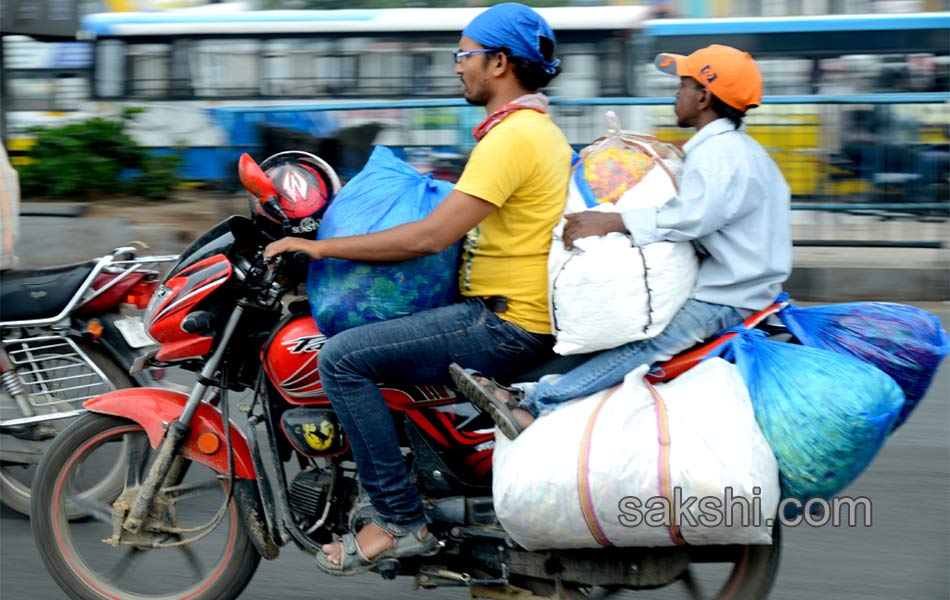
[
  {"left": 5, "top": 9, "right": 948, "bottom": 191},
  {"left": 54, "top": 6, "right": 648, "bottom": 178},
  {"left": 632, "top": 13, "right": 950, "bottom": 198}
]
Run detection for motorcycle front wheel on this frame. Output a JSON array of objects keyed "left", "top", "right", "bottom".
[
  {"left": 0, "top": 339, "right": 133, "bottom": 517},
  {"left": 31, "top": 413, "right": 260, "bottom": 600}
]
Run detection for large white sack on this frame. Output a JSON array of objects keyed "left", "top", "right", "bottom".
[
  {"left": 549, "top": 141, "right": 697, "bottom": 355},
  {"left": 550, "top": 230, "right": 698, "bottom": 355},
  {"left": 493, "top": 359, "right": 779, "bottom": 551}
]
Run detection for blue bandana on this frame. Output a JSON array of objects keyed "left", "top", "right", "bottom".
[{"left": 462, "top": 3, "right": 561, "bottom": 75}]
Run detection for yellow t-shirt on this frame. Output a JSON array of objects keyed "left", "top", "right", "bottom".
[{"left": 454, "top": 110, "right": 571, "bottom": 334}]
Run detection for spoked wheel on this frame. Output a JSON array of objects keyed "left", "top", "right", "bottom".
[
  {"left": 31, "top": 414, "right": 260, "bottom": 600},
  {"left": 0, "top": 340, "right": 132, "bottom": 517},
  {"left": 515, "top": 524, "right": 781, "bottom": 600}
]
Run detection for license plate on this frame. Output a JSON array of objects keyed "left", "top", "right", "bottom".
[{"left": 114, "top": 317, "right": 156, "bottom": 349}]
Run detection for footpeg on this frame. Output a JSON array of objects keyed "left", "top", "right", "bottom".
[{"left": 375, "top": 558, "right": 400, "bottom": 580}]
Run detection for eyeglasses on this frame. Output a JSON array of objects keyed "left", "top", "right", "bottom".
[{"left": 453, "top": 49, "right": 499, "bottom": 64}]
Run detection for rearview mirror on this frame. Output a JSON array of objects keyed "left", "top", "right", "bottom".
[{"left": 238, "top": 153, "right": 279, "bottom": 203}]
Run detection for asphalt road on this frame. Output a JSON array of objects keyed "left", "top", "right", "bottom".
[{"left": 1, "top": 215, "right": 947, "bottom": 599}]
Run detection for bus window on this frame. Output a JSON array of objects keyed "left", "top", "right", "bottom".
[
  {"left": 190, "top": 40, "right": 260, "bottom": 97},
  {"left": 355, "top": 40, "right": 413, "bottom": 97},
  {"left": 756, "top": 58, "right": 813, "bottom": 95},
  {"left": 127, "top": 44, "right": 172, "bottom": 99},
  {"left": 262, "top": 39, "right": 326, "bottom": 96},
  {"left": 817, "top": 55, "right": 880, "bottom": 95},
  {"left": 549, "top": 43, "right": 599, "bottom": 98},
  {"left": 598, "top": 37, "right": 629, "bottom": 96},
  {"left": 409, "top": 45, "right": 457, "bottom": 96}
]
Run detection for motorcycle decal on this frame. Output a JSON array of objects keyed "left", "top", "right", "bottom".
[
  {"left": 406, "top": 410, "right": 452, "bottom": 447},
  {"left": 277, "top": 353, "right": 325, "bottom": 398},
  {"left": 281, "top": 169, "right": 310, "bottom": 204},
  {"left": 303, "top": 421, "right": 335, "bottom": 451},
  {"left": 381, "top": 386, "right": 458, "bottom": 411},
  {"left": 280, "top": 407, "right": 347, "bottom": 457},
  {"left": 153, "top": 259, "right": 231, "bottom": 322},
  {"left": 282, "top": 335, "right": 327, "bottom": 354}
]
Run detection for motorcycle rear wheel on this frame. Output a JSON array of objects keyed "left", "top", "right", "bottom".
[
  {"left": 517, "top": 524, "right": 781, "bottom": 599},
  {"left": 0, "top": 339, "right": 133, "bottom": 517},
  {"left": 31, "top": 413, "right": 260, "bottom": 600}
]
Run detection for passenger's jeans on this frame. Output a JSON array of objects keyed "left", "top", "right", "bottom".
[
  {"left": 317, "top": 300, "right": 552, "bottom": 528},
  {"left": 521, "top": 299, "right": 747, "bottom": 417}
]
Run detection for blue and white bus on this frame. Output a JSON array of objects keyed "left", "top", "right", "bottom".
[{"left": 18, "top": 5, "right": 644, "bottom": 178}]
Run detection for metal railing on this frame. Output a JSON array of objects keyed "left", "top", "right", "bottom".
[{"left": 212, "top": 93, "right": 949, "bottom": 247}]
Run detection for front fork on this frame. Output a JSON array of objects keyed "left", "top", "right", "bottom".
[{"left": 123, "top": 305, "right": 245, "bottom": 535}]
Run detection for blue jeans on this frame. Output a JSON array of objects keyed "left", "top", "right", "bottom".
[
  {"left": 521, "top": 299, "right": 746, "bottom": 416},
  {"left": 317, "top": 300, "right": 552, "bottom": 527}
]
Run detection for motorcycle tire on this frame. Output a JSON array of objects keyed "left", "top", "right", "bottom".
[
  {"left": 31, "top": 413, "right": 261, "bottom": 600},
  {"left": 517, "top": 523, "right": 781, "bottom": 599},
  {"left": 0, "top": 339, "right": 134, "bottom": 517}
]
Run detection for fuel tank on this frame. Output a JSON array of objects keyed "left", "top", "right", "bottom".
[{"left": 262, "top": 316, "right": 329, "bottom": 405}]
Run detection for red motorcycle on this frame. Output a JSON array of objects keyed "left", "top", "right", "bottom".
[
  {"left": 29, "top": 154, "right": 783, "bottom": 600},
  {"left": 0, "top": 245, "right": 173, "bottom": 516}
]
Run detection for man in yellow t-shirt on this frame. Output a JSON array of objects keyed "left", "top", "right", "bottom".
[
  {"left": 455, "top": 108, "right": 569, "bottom": 334},
  {"left": 264, "top": 3, "right": 570, "bottom": 575}
]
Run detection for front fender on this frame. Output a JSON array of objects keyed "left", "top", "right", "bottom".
[{"left": 85, "top": 388, "right": 256, "bottom": 480}]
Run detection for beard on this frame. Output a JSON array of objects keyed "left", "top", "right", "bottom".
[{"left": 461, "top": 77, "right": 489, "bottom": 106}]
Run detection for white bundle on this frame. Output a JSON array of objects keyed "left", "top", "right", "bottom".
[
  {"left": 548, "top": 136, "right": 697, "bottom": 355},
  {"left": 492, "top": 359, "right": 780, "bottom": 551}
]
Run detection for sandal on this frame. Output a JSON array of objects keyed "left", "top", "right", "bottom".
[
  {"left": 448, "top": 363, "right": 524, "bottom": 441},
  {"left": 315, "top": 517, "right": 440, "bottom": 577}
]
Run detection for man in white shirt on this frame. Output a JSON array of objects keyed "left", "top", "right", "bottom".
[{"left": 452, "top": 44, "right": 792, "bottom": 439}]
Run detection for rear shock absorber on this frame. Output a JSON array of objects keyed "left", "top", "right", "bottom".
[{"left": 0, "top": 347, "right": 34, "bottom": 418}]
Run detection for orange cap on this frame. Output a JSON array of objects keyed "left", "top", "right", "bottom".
[{"left": 655, "top": 44, "right": 763, "bottom": 111}]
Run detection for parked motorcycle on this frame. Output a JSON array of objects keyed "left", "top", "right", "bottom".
[
  {"left": 29, "top": 156, "right": 782, "bottom": 600},
  {"left": 0, "top": 245, "right": 175, "bottom": 515}
]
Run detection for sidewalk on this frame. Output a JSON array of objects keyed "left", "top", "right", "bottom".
[{"left": 20, "top": 192, "right": 950, "bottom": 301}]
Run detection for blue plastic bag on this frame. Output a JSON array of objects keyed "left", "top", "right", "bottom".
[
  {"left": 719, "top": 329, "right": 904, "bottom": 503},
  {"left": 307, "top": 146, "right": 459, "bottom": 337},
  {"left": 779, "top": 300, "right": 948, "bottom": 429}
]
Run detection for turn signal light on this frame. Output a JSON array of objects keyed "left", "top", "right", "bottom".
[
  {"left": 196, "top": 431, "right": 221, "bottom": 455},
  {"left": 124, "top": 280, "right": 159, "bottom": 310},
  {"left": 85, "top": 320, "right": 104, "bottom": 341}
]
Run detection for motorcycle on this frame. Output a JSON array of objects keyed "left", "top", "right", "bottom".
[
  {"left": 29, "top": 156, "right": 783, "bottom": 600},
  {"left": 0, "top": 245, "right": 175, "bottom": 515}
]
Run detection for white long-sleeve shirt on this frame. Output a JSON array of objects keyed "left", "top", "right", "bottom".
[{"left": 621, "top": 118, "right": 792, "bottom": 311}]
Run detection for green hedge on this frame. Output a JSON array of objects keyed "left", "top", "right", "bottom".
[{"left": 19, "top": 108, "right": 182, "bottom": 200}]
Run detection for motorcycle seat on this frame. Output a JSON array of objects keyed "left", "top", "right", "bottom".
[
  {"left": 0, "top": 261, "right": 97, "bottom": 323},
  {"left": 508, "top": 302, "right": 786, "bottom": 386}
]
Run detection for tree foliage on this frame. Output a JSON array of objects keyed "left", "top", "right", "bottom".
[{"left": 18, "top": 108, "right": 182, "bottom": 200}]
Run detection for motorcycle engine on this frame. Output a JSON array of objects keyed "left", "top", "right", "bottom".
[{"left": 288, "top": 467, "right": 334, "bottom": 523}]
